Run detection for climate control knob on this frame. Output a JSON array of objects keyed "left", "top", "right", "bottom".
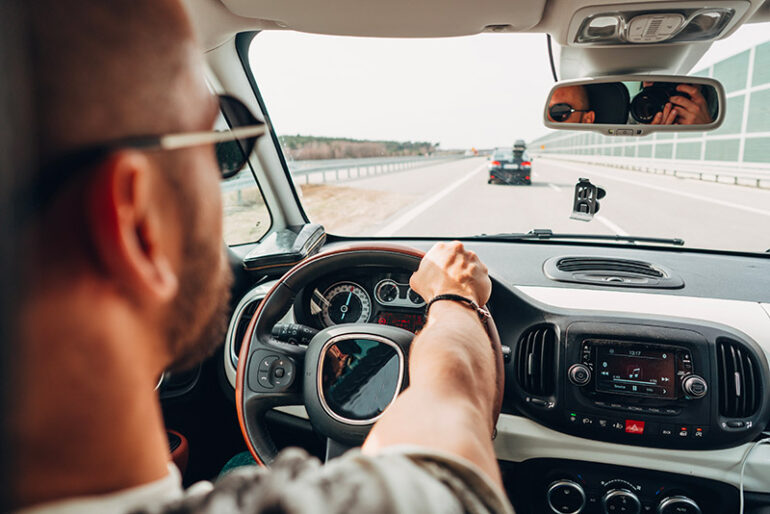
[
  {"left": 546, "top": 479, "right": 586, "bottom": 514},
  {"left": 658, "top": 495, "right": 702, "bottom": 514},
  {"left": 682, "top": 375, "right": 708, "bottom": 399},
  {"left": 568, "top": 364, "right": 592, "bottom": 386},
  {"left": 602, "top": 489, "right": 641, "bottom": 514}
]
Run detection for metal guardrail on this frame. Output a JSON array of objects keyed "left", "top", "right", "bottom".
[
  {"left": 533, "top": 153, "right": 770, "bottom": 189},
  {"left": 222, "top": 154, "right": 465, "bottom": 193}
]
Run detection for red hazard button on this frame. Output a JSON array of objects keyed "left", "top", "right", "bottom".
[{"left": 625, "top": 419, "right": 645, "bottom": 434}]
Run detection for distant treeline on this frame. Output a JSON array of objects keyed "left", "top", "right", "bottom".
[{"left": 279, "top": 134, "right": 439, "bottom": 160}]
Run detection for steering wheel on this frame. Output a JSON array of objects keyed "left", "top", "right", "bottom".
[{"left": 235, "top": 243, "right": 504, "bottom": 465}]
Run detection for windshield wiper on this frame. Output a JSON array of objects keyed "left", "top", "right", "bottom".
[{"left": 471, "top": 229, "right": 685, "bottom": 246}]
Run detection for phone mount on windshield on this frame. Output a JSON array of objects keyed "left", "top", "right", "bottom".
[{"left": 571, "top": 178, "right": 605, "bottom": 222}]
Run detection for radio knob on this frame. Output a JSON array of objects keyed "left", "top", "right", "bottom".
[
  {"left": 658, "top": 495, "right": 702, "bottom": 514},
  {"left": 568, "top": 364, "right": 592, "bottom": 386},
  {"left": 602, "top": 489, "right": 641, "bottom": 514},
  {"left": 682, "top": 375, "right": 707, "bottom": 399},
  {"left": 546, "top": 480, "right": 586, "bottom": 514}
]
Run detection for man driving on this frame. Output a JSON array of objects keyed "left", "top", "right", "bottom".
[
  {"left": 9, "top": 1, "right": 511, "bottom": 513},
  {"left": 547, "top": 85, "right": 596, "bottom": 123}
]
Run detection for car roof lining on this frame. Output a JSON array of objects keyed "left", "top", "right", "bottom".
[{"left": 183, "top": 0, "right": 769, "bottom": 77}]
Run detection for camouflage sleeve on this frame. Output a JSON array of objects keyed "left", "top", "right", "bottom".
[{"left": 137, "top": 446, "right": 514, "bottom": 514}]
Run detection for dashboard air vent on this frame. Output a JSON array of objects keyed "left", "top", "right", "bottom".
[
  {"left": 544, "top": 256, "right": 683, "bottom": 289},
  {"left": 717, "top": 338, "right": 762, "bottom": 419},
  {"left": 516, "top": 325, "right": 557, "bottom": 396},
  {"left": 229, "top": 297, "right": 261, "bottom": 367}
]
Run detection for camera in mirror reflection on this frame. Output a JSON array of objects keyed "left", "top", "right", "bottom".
[{"left": 546, "top": 79, "right": 719, "bottom": 127}]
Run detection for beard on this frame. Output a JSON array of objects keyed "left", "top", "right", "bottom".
[{"left": 163, "top": 221, "right": 234, "bottom": 373}]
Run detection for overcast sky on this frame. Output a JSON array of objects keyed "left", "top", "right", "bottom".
[{"left": 249, "top": 24, "right": 770, "bottom": 150}]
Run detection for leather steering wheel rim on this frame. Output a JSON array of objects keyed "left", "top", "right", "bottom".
[{"left": 235, "top": 243, "right": 504, "bottom": 466}]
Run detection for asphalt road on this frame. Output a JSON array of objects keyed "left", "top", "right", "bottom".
[{"left": 338, "top": 156, "right": 770, "bottom": 254}]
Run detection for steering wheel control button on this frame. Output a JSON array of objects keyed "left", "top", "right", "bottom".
[
  {"left": 257, "top": 371, "right": 273, "bottom": 389},
  {"left": 258, "top": 355, "right": 279, "bottom": 373},
  {"left": 248, "top": 350, "right": 297, "bottom": 392},
  {"left": 568, "top": 363, "right": 592, "bottom": 386},
  {"left": 602, "top": 489, "right": 641, "bottom": 514},
  {"left": 271, "top": 358, "right": 295, "bottom": 389},
  {"left": 657, "top": 496, "right": 701, "bottom": 514},
  {"left": 546, "top": 480, "right": 586, "bottom": 514}
]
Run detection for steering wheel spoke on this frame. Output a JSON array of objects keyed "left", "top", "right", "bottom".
[{"left": 324, "top": 437, "right": 355, "bottom": 462}]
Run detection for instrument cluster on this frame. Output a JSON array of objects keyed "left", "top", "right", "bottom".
[{"left": 295, "top": 267, "right": 427, "bottom": 333}]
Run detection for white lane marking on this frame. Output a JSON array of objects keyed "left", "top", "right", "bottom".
[
  {"left": 548, "top": 160, "right": 770, "bottom": 218},
  {"left": 548, "top": 183, "right": 561, "bottom": 192},
  {"left": 376, "top": 163, "right": 487, "bottom": 236},
  {"left": 595, "top": 215, "right": 629, "bottom": 236}
]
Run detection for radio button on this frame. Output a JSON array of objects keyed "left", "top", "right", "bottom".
[
  {"left": 682, "top": 375, "right": 707, "bottom": 399},
  {"left": 693, "top": 426, "right": 707, "bottom": 438},
  {"left": 568, "top": 364, "right": 592, "bottom": 386},
  {"left": 597, "top": 417, "right": 613, "bottom": 429},
  {"left": 610, "top": 420, "right": 626, "bottom": 432}
]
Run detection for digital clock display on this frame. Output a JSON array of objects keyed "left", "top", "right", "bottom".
[{"left": 375, "top": 311, "right": 425, "bottom": 333}]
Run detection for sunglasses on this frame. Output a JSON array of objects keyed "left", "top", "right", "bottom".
[
  {"left": 33, "top": 95, "right": 267, "bottom": 207},
  {"left": 549, "top": 103, "right": 590, "bottom": 122}
]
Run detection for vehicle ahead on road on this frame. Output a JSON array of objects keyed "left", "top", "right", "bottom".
[{"left": 487, "top": 147, "right": 532, "bottom": 185}]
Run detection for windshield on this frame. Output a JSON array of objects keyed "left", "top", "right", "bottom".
[{"left": 248, "top": 30, "right": 770, "bottom": 253}]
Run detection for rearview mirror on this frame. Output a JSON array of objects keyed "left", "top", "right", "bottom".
[{"left": 543, "top": 75, "right": 725, "bottom": 136}]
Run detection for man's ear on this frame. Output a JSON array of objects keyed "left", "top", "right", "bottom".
[
  {"left": 86, "top": 152, "right": 179, "bottom": 305},
  {"left": 583, "top": 110, "right": 596, "bottom": 124}
]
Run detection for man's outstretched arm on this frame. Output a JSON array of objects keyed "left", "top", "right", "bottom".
[{"left": 361, "top": 241, "right": 502, "bottom": 487}]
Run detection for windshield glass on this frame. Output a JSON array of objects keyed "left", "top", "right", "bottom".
[{"left": 248, "top": 29, "right": 770, "bottom": 253}]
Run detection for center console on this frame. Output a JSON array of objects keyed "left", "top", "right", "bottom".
[
  {"left": 503, "top": 458, "right": 739, "bottom": 514},
  {"left": 510, "top": 319, "right": 768, "bottom": 450}
]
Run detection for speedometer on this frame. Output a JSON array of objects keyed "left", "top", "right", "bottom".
[{"left": 320, "top": 282, "right": 372, "bottom": 327}]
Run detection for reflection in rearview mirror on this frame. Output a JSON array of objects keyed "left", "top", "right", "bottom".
[{"left": 543, "top": 75, "right": 724, "bottom": 136}]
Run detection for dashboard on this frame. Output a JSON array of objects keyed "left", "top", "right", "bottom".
[
  {"left": 293, "top": 267, "right": 427, "bottom": 333},
  {"left": 223, "top": 239, "right": 770, "bottom": 513}
]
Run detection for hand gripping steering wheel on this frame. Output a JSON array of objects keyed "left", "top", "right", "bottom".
[{"left": 235, "top": 243, "right": 504, "bottom": 465}]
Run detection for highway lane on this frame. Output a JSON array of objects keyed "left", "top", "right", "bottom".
[{"left": 336, "top": 156, "right": 770, "bottom": 253}]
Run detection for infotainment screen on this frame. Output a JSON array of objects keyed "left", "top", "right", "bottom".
[{"left": 595, "top": 345, "right": 677, "bottom": 399}]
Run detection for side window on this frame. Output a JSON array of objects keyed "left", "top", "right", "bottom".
[{"left": 217, "top": 108, "right": 272, "bottom": 246}]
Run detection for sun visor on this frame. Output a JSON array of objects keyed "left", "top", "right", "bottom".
[{"left": 219, "top": 0, "right": 547, "bottom": 37}]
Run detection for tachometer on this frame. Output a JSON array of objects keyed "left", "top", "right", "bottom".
[{"left": 321, "top": 282, "right": 372, "bottom": 326}]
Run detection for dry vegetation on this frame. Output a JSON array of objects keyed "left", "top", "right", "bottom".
[
  {"left": 280, "top": 135, "right": 438, "bottom": 161},
  {"left": 222, "top": 183, "right": 417, "bottom": 243}
]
